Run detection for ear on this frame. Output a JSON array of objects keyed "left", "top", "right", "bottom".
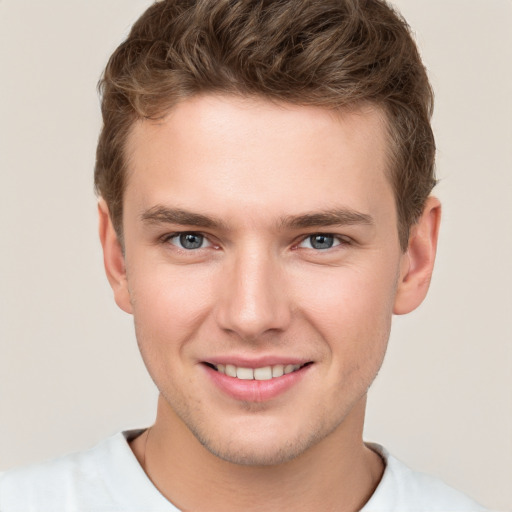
[
  {"left": 393, "top": 196, "right": 441, "bottom": 315},
  {"left": 98, "top": 199, "right": 133, "bottom": 314}
]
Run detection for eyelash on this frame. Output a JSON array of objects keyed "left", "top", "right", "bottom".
[
  {"left": 296, "top": 233, "right": 351, "bottom": 251},
  {"left": 160, "top": 232, "right": 214, "bottom": 251},
  {"left": 160, "top": 231, "right": 352, "bottom": 252}
]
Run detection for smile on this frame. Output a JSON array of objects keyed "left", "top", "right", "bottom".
[
  {"left": 203, "top": 360, "right": 313, "bottom": 402},
  {"left": 207, "top": 363, "right": 309, "bottom": 380}
]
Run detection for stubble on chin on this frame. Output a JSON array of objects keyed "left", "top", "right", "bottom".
[{"left": 166, "top": 394, "right": 345, "bottom": 467}]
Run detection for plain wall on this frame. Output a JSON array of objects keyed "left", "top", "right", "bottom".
[{"left": 0, "top": 1, "right": 510, "bottom": 510}]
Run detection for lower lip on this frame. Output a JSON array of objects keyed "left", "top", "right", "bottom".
[{"left": 203, "top": 364, "right": 312, "bottom": 402}]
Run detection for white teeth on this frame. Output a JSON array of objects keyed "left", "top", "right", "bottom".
[
  {"left": 272, "top": 365, "right": 284, "bottom": 377},
  {"left": 254, "top": 366, "right": 272, "bottom": 381},
  {"left": 284, "top": 364, "right": 297, "bottom": 374},
  {"left": 225, "top": 364, "right": 237, "bottom": 377},
  {"left": 236, "top": 367, "right": 254, "bottom": 380},
  {"left": 213, "top": 363, "right": 305, "bottom": 380}
]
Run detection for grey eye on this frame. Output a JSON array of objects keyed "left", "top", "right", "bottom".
[
  {"left": 177, "top": 233, "right": 205, "bottom": 249},
  {"left": 297, "top": 234, "right": 340, "bottom": 250},
  {"left": 309, "top": 234, "right": 335, "bottom": 250}
]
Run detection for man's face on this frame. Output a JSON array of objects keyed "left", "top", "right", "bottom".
[{"left": 117, "top": 95, "right": 407, "bottom": 465}]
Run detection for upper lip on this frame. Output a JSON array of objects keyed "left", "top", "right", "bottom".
[{"left": 202, "top": 356, "right": 313, "bottom": 368}]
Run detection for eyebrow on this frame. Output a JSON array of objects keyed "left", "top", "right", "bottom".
[
  {"left": 141, "top": 205, "right": 374, "bottom": 231},
  {"left": 279, "top": 209, "right": 374, "bottom": 229},
  {"left": 141, "top": 206, "right": 228, "bottom": 229}
]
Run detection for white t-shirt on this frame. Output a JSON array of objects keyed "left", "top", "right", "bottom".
[{"left": 0, "top": 430, "right": 487, "bottom": 511}]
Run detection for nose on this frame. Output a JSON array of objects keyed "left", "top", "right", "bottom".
[{"left": 215, "top": 246, "right": 292, "bottom": 340}]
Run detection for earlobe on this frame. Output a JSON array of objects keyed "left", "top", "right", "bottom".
[
  {"left": 393, "top": 196, "right": 441, "bottom": 315},
  {"left": 98, "top": 199, "right": 133, "bottom": 314}
]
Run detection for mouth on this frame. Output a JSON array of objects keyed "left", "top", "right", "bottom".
[
  {"left": 202, "top": 360, "right": 313, "bottom": 402},
  {"left": 203, "top": 362, "right": 313, "bottom": 380}
]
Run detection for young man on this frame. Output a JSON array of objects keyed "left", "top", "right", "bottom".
[{"left": 0, "top": 1, "right": 488, "bottom": 510}]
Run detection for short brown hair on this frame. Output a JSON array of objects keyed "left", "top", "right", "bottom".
[{"left": 95, "top": 0, "right": 436, "bottom": 250}]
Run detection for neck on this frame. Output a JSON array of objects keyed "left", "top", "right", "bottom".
[{"left": 130, "top": 395, "right": 383, "bottom": 512}]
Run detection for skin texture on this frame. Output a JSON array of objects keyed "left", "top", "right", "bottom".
[{"left": 99, "top": 94, "right": 440, "bottom": 511}]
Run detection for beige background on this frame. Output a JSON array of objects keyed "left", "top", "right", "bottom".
[{"left": 0, "top": 1, "right": 510, "bottom": 510}]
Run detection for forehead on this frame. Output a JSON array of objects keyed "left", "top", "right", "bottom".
[{"left": 123, "top": 94, "right": 394, "bottom": 226}]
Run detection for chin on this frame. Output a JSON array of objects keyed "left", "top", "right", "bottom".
[
  {"left": 188, "top": 415, "right": 333, "bottom": 467},
  {"left": 199, "top": 433, "right": 312, "bottom": 467}
]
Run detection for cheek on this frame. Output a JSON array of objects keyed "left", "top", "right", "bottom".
[
  {"left": 127, "top": 260, "right": 215, "bottom": 348},
  {"left": 293, "top": 261, "right": 398, "bottom": 351}
]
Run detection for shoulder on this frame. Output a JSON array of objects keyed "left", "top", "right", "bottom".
[
  {"left": 0, "top": 430, "right": 172, "bottom": 512},
  {"left": 363, "top": 444, "right": 489, "bottom": 512},
  {"left": 0, "top": 434, "right": 120, "bottom": 512}
]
